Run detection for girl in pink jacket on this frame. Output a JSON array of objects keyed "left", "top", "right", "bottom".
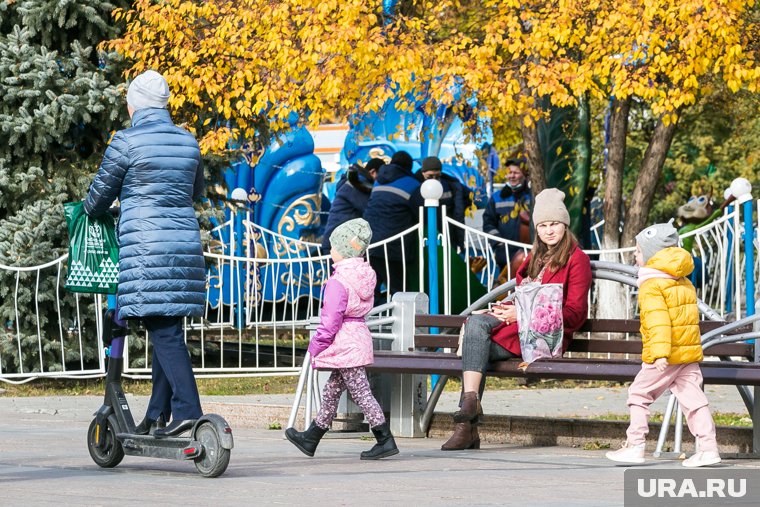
[{"left": 285, "top": 218, "right": 398, "bottom": 460}]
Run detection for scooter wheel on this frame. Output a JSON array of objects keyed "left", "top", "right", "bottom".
[
  {"left": 87, "top": 418, "right": 124, "bottom": 468},
  {"left": 194, "top": 421, "right": 231, "bottom": 478}
]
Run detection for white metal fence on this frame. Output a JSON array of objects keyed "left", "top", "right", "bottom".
[{"left": 1, "top": 200, "right": 757, "bottom": 383}]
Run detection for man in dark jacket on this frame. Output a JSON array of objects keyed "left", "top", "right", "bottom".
[
  {"left": 482, "top": 159, "right": 532, "bottom": 270},
  {"left": 416, "top": 156, "right": 469, "bottom": 251},
  {"left": 363, "top": 151, "right": 424, "bottom": 300},
  {"left": 84, "top": 70, "right": 205, "bottom": 438},
  {"left": 321, "top": 158, "right": 384, "bottom": 252}
]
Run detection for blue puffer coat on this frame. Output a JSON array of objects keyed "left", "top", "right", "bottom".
[
  {"left": 321, "top": 168, "right": 373, "bottom": 251},
  {"left": 84, "top": 108, "right": 206, "bottom": 319}
]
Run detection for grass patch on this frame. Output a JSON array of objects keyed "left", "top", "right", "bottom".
[
  {"left": 583, "top": 441, "right": 611, "bottom": 450},
  {"left": 592, "top": 412, "right": 752, "bottom": 427},
  {"left": 1, "top": 376, "right": 627, "bottom": 397},
  {"left": 0, "top": 376, "right": 300, "bottom": 397}
]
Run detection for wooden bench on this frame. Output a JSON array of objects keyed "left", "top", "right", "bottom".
[
  {"left": 369, "top": 315, "right": 759, "bottom": 385},
  {"left": 364, "top": 312, "right": 760, "bottom": 452}
]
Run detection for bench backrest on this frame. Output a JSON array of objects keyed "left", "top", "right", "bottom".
[{"left": 412, "top": 314, "right": 754, "bottom": 358}]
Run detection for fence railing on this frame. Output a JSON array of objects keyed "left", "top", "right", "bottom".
[{"left": 1, "top": 199, "right": 757, "bottom": 383}]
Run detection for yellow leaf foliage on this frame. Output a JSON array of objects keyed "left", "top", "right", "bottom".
[{"left": 104, "top": 0, "right": 760, "bottom": 155}]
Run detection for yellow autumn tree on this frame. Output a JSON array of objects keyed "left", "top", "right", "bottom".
[
  {"left": 105, "top": 0, "right": 438, "bottom": 156},
  {"left": 584, "top": 0, "right": 760, "bottom": 247},
  {"left": 106, "top": 0, "right": 760, "bottom": 248},
  {"left": 419, "top": 0, "right": 760, "bottom": 247}
]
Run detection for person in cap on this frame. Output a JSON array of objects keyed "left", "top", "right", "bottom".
[
  {"left": 416, "top": 156, "right": 471, "bottom": 250},
  {"left": 321, "top": 158, "right": 384, "bottom": 252},
  {"left": 606, "top": 220, "right": 720, "bottom": 467},
  {"left": 286, "top": 218, "right": 399, "bottom": 460},
  {"left": 363, "top": 150, "right": 424, "bottom": 301},
  {"left": 84, "top": 70, "right": 205, "bottom": 438},
  {"left": 441, "top": 188, "right": 592, "bottom": 451},
  {"left": 482, "top": 158, "right": 532, "bottom": 271}
]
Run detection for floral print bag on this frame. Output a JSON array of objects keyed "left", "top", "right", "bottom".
[{"left": 511, "top": 282, "right": 564, "bottom": 363}]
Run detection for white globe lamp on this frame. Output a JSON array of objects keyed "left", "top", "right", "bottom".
[
  {"left": 420, "top": 179, "right": 444, "bottom": 207},
  {"left": 729, "top": 178, "right": 753, "bottom": 204}
]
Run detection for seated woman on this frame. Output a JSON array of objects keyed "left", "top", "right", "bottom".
[{"left": 442, "top": 188, "right": 593, "bottom": 451}]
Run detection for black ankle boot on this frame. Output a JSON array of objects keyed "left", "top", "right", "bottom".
[
  {"left": 134, "top": 415, "right": 165, "bottom": 436},
  {"left": 285, "top": 421, "right": 328, "bottom": 457},
  {"left": 360, "top": 422, "right": 399, "bottom": 460},
  {"left": 134, "top": 417, "right": 155, "bottom": 436}
]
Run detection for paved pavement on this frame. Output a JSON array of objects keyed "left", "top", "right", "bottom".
[{"left": 0, "top": 386, "right": 757, "bottom": 506}]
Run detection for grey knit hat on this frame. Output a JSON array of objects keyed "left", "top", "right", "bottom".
[
  {"left": 330, "top": 218, "right": 373, "bottom": 259},
  {"left": 635, "top": 219, "right": 680, "bottom": 263},
  {"left": 532, "top": 188, "right": 570, "bottom": 226},
  {"left": 126, "top": 70, "right": 170, "bottom": 110}
]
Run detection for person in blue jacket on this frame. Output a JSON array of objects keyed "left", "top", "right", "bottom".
[
  {"left": 84, "top": 70, "right": 205, "bottom": 439},
  {"left": 416, "top": 156, "right": 470, "bottom": 251},
  {"left": 363, "top": 151, "right": 424, "bottom": 300},
  {"left": 321, "top": 158, "right": 384, "bottom": 253},
  {"left": 482, "top": 159, "right": 532, "bottom": 271}
]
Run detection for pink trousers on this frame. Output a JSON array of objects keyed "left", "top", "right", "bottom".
[{"left": 626, "top": 362, "right": 718, "bottom": 452}]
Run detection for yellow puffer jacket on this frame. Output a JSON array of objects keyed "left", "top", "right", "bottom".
[{"left": 638, "top": 247, "right": 703, "bottom": 364}]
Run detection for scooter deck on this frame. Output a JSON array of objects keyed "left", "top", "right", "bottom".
[{"left": 116, "top": 433, "right": 202, "bottom": 460}]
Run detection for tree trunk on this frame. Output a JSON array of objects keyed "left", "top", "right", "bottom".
[
  {"left": 519, "top": 77, "right": 546, "bottom": 194},
  {"left": 596, "top": 97, "right": 631, "bottom": 324},
  {"left": 601, "top": 97, "right": 630, "bottom": 250},
  {"left": 620, "top": 113, "right": 681, "bottom": 248},
  {"left": 521, "top": 119, "right": 546, "bottom": 193}
]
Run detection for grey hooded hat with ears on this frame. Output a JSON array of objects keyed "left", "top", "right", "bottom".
[{"left": 635, "top": 218, "right": 680, "bottom": 263}]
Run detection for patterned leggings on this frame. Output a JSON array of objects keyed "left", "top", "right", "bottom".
[{"left": 315, "top": 367, "right": 386, "bottom": 429}]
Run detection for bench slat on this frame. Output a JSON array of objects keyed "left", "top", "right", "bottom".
[
  {"left": 414, "top": 314, "right": 467, "bottom": 328},
  {"left": 414, "top": 315, "right": 743, "bottom": 335},
  {"left": 411, "top": 335, "right": 753, "bottom": 358},
  {"left": 369, "top": 351, "right": 760, "bottom": 385},
  {"left": 414, "top": 334, "right": 459, "bottom": 349}
]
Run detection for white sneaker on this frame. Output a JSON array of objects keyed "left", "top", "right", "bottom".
[
  {"left": 682, "top": 451, "right": 721, "bottom": 468},
  {"left": 606, "top": 441, "right": 646, "bottom": 464}
]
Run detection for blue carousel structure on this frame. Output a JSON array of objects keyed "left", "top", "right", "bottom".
[{"left": 207, "top": 91, "right": 491, "bottom": 327}]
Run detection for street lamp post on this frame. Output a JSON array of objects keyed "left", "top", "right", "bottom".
[
  {"left": 730, "top": 178, "right": 755, "bottom": 318},
  {"left": 421, "top": 179, "right": 444, "bottom": 388}
]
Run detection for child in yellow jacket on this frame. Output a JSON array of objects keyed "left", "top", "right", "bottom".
[{"left": 606, "top": 220, "right": 720, "bottom": 467}]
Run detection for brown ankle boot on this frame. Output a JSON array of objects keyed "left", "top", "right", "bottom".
[
  {"left": 441, "top": 421, "right": 481, "bottom": 451},
  {"left": 453, "top": 391, "right": 483, "bottom": 423}
]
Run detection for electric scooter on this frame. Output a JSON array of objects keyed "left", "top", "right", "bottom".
[{"left": 87, "top": 295, "right": 234, "bottom": 477}]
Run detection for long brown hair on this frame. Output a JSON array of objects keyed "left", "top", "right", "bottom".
[{"left": 525, "top": 225, "right": 578, "bottom": 278}]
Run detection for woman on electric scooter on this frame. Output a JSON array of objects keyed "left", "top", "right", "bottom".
[{"left": 84, "top": 70, "right": 206, "bottom": 438}]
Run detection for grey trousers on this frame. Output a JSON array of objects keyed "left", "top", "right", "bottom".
[{"left": 461, "top": 313, "right": 518, "bottom": 374}]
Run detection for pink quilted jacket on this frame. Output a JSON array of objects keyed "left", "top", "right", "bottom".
[{"left": 308, "top": 257, "right": 376, "bottom": 369}]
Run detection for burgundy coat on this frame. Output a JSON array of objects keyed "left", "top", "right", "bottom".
[{"left": 491, "top": 245, "right": 592, "bottom": 356}]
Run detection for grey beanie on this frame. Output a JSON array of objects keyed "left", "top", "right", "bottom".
[
  {"left": 635, "top": 219, "right": 680, "bottom": 263},
  {"left": 330, "top": 218, "right": 373, "bottom": 259},
  {"left": 126, "top": 70, "right": 170, "bottom": 110},
  {"left": 532, "top": 188, "right": 570, "bottom": 226}
]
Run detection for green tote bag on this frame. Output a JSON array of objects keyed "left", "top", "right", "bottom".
[{"left": 63, "top": 201, "right": 119, "bottom": 294}]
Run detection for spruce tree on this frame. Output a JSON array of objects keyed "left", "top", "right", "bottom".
[{"left": 0, "top": 0, "right": 129, "bottom": 374}]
